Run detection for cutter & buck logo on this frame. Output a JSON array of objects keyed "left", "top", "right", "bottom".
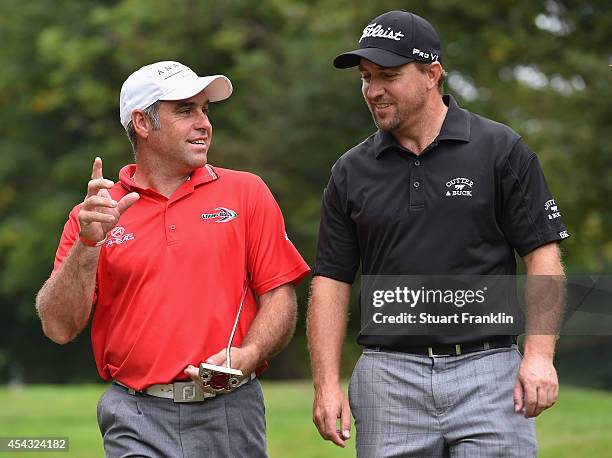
[{"left": 445, "top": 177, "right": 474, "bottom": 197}]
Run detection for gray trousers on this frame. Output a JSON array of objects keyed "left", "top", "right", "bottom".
[
  {"left": 348, "top": 345, "right": 536, "bottom": 458},
  {"left": 97, "top": 379, "right": 267, "bottom": 458}
]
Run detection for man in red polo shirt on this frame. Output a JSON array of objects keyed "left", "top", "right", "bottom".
[{"left": 35, "top": 61, "right": 310, "bottom": 457}]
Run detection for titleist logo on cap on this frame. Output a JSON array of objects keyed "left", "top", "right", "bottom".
[
  {"left": 360, "top": 22, "right": 405, "bottom": 42},
  {"left": 333, "top": 10, "right": 443, "bottom": 69}
]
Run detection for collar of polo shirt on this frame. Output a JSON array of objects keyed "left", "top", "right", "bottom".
[{"left": 373, "top": 95, "right": 472, "bottom": 159}]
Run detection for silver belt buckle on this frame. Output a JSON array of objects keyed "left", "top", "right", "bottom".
[
  {"left": 173, "top": 381, "right": 206, "bottom": 402},
  {"left": 428, "top": 347, "right": 450, "bottom": 357},
  {"left": 427, "top": 344, "right": 462, "bottom": 357}
]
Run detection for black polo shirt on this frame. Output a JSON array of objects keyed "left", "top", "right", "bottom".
[{"left": 314, "top": 95, "right": 569, "bottom": 347}]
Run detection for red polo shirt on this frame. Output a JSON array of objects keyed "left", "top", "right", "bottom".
[{"left": 53, "top": 164, "right": 310, "bottom": 390}]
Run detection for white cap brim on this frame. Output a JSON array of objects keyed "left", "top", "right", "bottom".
[{"left": 159, "top": 75, "right": 233, "bottom": 103}]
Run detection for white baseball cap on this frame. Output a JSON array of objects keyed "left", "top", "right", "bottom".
[{"left": 119, "top": 61, "right": 233, "bottom": 130}]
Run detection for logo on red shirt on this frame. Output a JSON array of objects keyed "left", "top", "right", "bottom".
[
  {"left": 106, "top": 226, "right": 135, "bottom": 247},
  {"left": 202, "top": 207, "right": 238, "bottom": 223}
]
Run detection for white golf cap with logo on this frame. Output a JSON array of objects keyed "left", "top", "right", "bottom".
[{"left": 119, "top": 61, "right": 233, "bottom": 130}]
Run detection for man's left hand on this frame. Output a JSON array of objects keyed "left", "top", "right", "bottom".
[
  {"left": 184, "top": 346, "right": 261, "bottom": 382},
  {"left": 513, "top": 353, "right": 559, "bottom": 418}
]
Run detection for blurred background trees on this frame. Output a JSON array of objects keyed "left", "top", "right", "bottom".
[{"left": 0, "top": 0, "right": 610, "bottom": 385}]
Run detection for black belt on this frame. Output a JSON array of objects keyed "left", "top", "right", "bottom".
[{"left": 368, "top": 335, "right": 517, "bottom": 357}]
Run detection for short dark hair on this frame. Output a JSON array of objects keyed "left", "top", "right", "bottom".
[
  {"left": 414, "top": 61, "right": 447, "bottom": 94},
  {"left": 126, "top": 101, "right": 161, "bottom": 158}
]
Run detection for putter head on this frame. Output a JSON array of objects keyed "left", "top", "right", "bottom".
[{"left": 198, "top": 363, "right": 244, "bottom": 394}]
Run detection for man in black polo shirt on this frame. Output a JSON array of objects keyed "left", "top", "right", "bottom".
[{"left": 307, "top": 10, "right": 568, "bottom": 458}]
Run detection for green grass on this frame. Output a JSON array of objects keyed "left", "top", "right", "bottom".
[{"left": 1, "top": 382, "right": 611, "bottom": 457}]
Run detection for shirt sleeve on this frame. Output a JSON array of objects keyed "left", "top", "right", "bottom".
[
  {"left": 500, "top": 139, "right": 569, "bottom": 257},
  {"left": 52, "top": 205, "right": 81, "bottom": 276},
  {"left": 246, "top": 177, "right": 310, "bottom": 296},
  {"left": 313, "top": 173, "right": 360, "bottom": 284}
]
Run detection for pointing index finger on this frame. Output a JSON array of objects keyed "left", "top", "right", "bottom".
[{"left": 91, "top": 156, "right": 103, "bottom": 180}]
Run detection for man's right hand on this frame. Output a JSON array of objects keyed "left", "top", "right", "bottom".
[
  {"left": 312, "top": 384, "right": 352, "bottom": 448},
  {"left": 78, "top": 157, "right": 139, "bottom": 243}
]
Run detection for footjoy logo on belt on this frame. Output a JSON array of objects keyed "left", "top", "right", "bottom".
[
  {"left": 202, "top": 207, "right": 238, "bottom": 223},
  {"left": 445, "top": 177, "right": 474, "bottom": 197},
  {"left": 182, "top": 385, "right": 197, "bottom": 401},
  {"left": 106, "top": 226, "right": 135, "bottom": 247}
]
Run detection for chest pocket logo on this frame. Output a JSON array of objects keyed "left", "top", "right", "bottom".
[
  {"left": 202, "top": 207, "right": 238, "bottom": 223},
  {"left": 106, "top": 226, "right": 135, "bottom": 247},
  {"left": 445, "top": 177, "right": 474, "bottom": 197}
]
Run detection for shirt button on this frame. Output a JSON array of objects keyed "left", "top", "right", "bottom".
[
  {"left": 413, "top": 181, "right": 420, "bottom": 188},
  {"left": 170, "top": 225, "right": 176, "bottom": 230},
  {"left": 414, "top": 160, "right": 421, "bottom": 166}
]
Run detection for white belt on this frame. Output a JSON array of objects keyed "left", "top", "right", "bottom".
[{"left": 114, "top": 374, "right": 255, "bottom": 403}]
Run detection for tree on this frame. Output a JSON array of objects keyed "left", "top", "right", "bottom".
[{"left": 0, "top": 0, "right": 610, "bottom": 382}]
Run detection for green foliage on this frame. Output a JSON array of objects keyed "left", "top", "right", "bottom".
[{"left": 0, "top": 0, "right": 610, "bottom": 381}]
